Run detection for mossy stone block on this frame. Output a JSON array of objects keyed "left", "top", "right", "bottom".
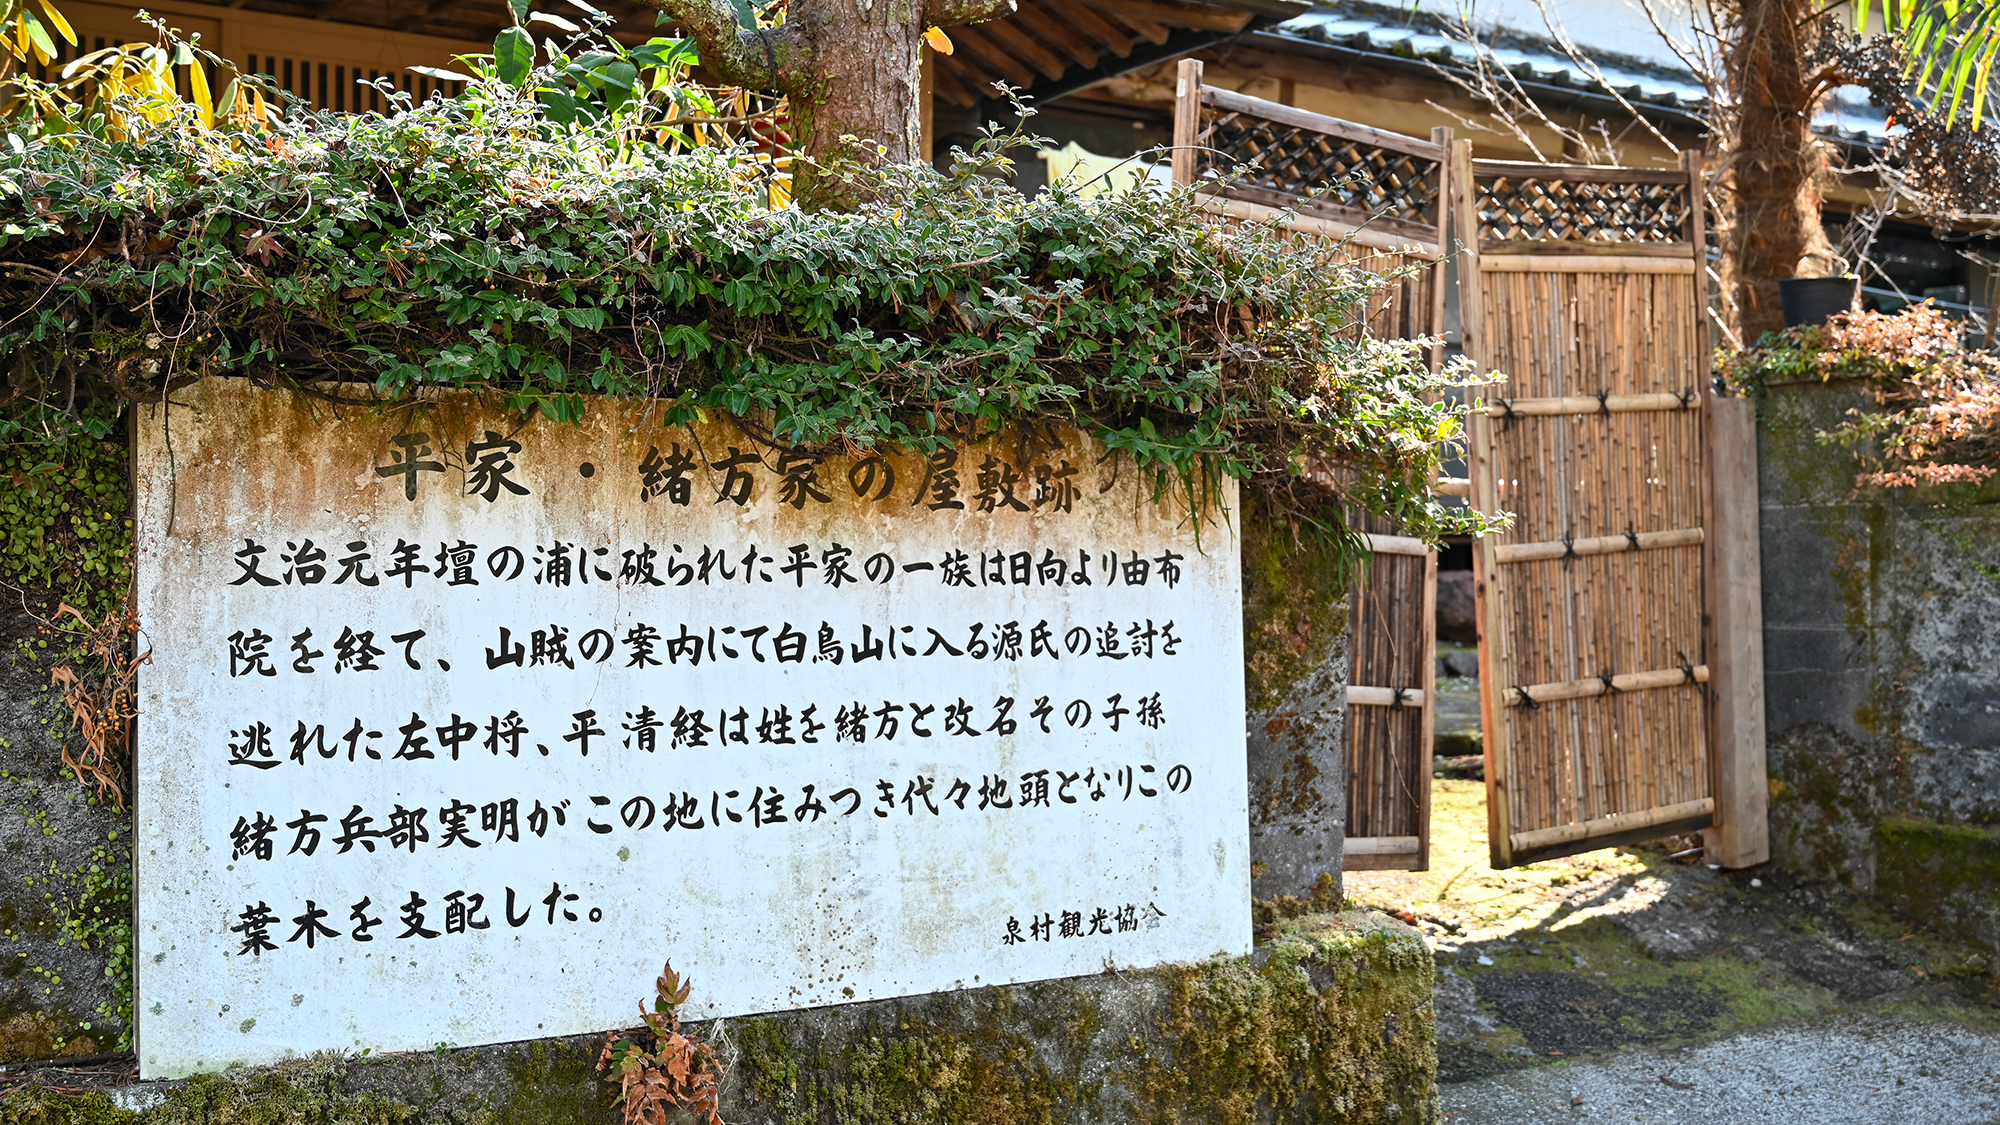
[
  {"left": 724, "top": 909, "right": 1436, "bottom": 1125},
  {"left": 3, "top": 913, "right": 1434, "bottom": 1125}
]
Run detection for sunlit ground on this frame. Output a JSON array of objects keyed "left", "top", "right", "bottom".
[{"left": 1343, "top": 778, "right": 1668, "bottom": 950}]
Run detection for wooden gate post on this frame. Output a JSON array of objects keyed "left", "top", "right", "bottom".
[
  {"left": 1172, "top": 59, "right": 1203, "bottom": 189},
  {"left": 1704, "top": 395, "right": 1770, "bottom": 866},
  {"left": 1684, "top": 151, "right": 1768, "bottom": 869}
]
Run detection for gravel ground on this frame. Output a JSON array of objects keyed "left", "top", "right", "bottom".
[{"left": 1439, "top": 1016, "right": 2000, "bottom": 1124}]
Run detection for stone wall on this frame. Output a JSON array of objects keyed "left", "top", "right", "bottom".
[
  {"left": 1239, "top": 493, "right": 1352, "bottom": 907},
  {"left": 0, "top": 621, "right": 127, "bottom": 1065},
  {"left": 1758, "top": 376, "right": 2000, "bottom": 961},
  {"left": 5, "top": 911, "right": 1437, "bottom": 1125},
  {"left": 0, "top": 435, "right": 133, "bottom": 1067}
]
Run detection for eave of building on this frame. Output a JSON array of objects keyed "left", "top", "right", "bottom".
[
  {"left": 932, "top": 0, "right": 1310, "bottom": 109},
  {"left": 1017, "top": 1, "right": 1892, "bottom": 155}
]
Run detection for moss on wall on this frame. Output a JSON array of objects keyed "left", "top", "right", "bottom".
[
  {"left": 494, "top": 1038, "right": 616, "bottom": 1125},
  {"left": 1874, "top": 816, "right": 2000, "bottom": 954},
  {"left": 726, "top": 910, "right": 1435, "bottom": 1125},
  {"left": 0, "top": 1057, "right": 429, "bottom": 1125},
  {"left": 0, "top": 912, "right": 1437, "bottom": 1125},
  {"left": 1, "top": 914, "right": 1437, "bottom": 1125},
  {"left": 1138, "top": 913, "right": 1434, "bottom": 1124},
  {"left": 1239, "top": 492, "right": 1351, "bottom": 714},
  {"left": 1757, "top": 378, "right": 2000, "bottom": 961}
]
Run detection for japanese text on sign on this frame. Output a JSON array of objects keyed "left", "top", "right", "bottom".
[{"left": 133, "top": 379, "right": 1247, "bottom": 1077}]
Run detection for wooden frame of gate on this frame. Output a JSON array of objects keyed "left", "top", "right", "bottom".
[
  {"left": 1171, "top": 60, "right": 1444, "bottom": 870},
  {"left": 1454, "top": 148, "right": 1767, "bottom": 869}
]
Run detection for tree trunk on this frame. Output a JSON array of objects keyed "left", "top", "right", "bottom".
[
  {"left": 798, "top": 0, "right": 927, "bottom": 161},
  {"left": 785, "top": 0, "right": 928, "bottom": 206},
  {"left": 643, "top": 0, "right": 1010, "bottom": 209},
  {"left": 1722, "top": 0, "right": 1834, "bottom": 342}
]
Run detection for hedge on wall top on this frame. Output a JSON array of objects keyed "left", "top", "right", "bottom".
[{"left": 0, "top": 34, "right": 1492, "bottom": 544}]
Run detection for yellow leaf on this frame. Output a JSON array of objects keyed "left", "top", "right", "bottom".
[
  {"left": 923, "top": 25, "right": 953, "bottom": 55},
  {"left": 187, "top": 58, "right": 212, "bottom": 127},
  {"left": 34, "top": 0, "right": 73, "bottom": 45}
]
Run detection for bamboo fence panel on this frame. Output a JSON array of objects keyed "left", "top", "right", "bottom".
[
  {"left": 1171, "top": 60, "right": 1443, "bottom": 870},
  {"left": 1466, "top": 156, "right": 1713, "bottom": 867}
]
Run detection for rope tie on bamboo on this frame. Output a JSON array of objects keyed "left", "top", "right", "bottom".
[
  {"left": 1494, "top": 398, "right": 1517, "bottom": 428},
  {"left": 1599, "top": 673, "right": 1620, "bottom": 696},
  {"left": 1390, "top": 687, "right": 1409, "bottom": 711},
  {"left": 1677, "top": 653, "right": 1698, "bottom": 685},
  {"left": 1625, "top": 524, "right": 1642, "bottom": 552},
  {"left": 1596, "top": 388, "right": 1611, "bottom": 414},
  {"left": 1677, "top": 387, "right": 1697, "bottom": 410},
  {"left": 1560, "top": 529, "right": 1578, "bottom": 562},
  {"left": 1513, "top": 685, "right": 1540, "bottom": 710}
]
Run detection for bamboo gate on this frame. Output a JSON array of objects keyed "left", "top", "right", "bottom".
[
  {"left": 1170, "top": 62, "right": 1768, "bottom": 873},
  {"left": 1172, "top": 60, "right": 1443, "bottom": 871},
  {"left": 1455, "top": 153, "right": 1766, "bottom": 868}
]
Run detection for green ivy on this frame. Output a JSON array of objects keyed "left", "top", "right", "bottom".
[
  {"left": 0, "top": 437, "right": 131, "bottom": 618},
  {"left": 59, "top": 839, "right": 134, "bottom": 1048},
  {"left": 0, "top": 51, "right": 1493, "bottom": 543}
]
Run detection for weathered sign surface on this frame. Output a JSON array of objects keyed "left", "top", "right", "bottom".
[{"left": 132, "top": 378, "right": 1248, "bottom": 1078}]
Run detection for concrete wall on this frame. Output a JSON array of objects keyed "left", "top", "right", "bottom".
[
  {"left": 1759, "top": 376, "right": 2000, "bottom": 962},
  {"left": 1240, "top": 494, "right": 1352, "bottom": 908}
]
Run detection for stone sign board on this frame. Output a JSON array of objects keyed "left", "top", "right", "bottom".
[{"left": 132, "top": 378, "right": 1248, "bottom": 1077}]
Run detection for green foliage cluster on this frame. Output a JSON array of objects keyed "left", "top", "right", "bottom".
[
  {"left": 0, "top": 42, "right": 1485, "bottom": 540},
  {"left": 0, "top": 437, "right": 130, "bottom": 619},
  {"left": 1720, "top": 303, "right": 2000, "bottom": 489}
]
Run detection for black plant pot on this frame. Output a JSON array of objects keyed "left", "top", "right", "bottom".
[{"left": 1780, "top": 277, "right": 1859, "bottom": 327}]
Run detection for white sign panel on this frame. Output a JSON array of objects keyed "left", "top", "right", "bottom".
[{"left": 133, "top": 378, "right": 1248, "bottom": 1077}]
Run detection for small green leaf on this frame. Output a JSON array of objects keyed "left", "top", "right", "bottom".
[{"left": 494, "top": 26, "right": 535, "bottom": 85}]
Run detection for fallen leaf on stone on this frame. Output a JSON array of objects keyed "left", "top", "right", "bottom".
[{"left": 1660, "top": 1076, "right": 1695, "bottom": 1090}]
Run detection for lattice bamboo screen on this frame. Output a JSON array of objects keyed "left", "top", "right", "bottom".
[
  {"left": 1170, "top": 61, "right": 1445, "bottom": 871},
  {"left": 1175, "top": 73, "right": 1449, "bottom": 258},
  {"left": 1460, "top": 151, "right": 1718, "bottom": 868}
]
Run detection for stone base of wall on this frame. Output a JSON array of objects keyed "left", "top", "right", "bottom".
[
  {"left": 1873, "top": 817, "right": 2000, "bottom": 960},
  {"left": 1758, "top": 377, "right": 2000, "bottom": 962},
  {"left": 1, "top": 911, "right": 1437, "bottom": 1125}
]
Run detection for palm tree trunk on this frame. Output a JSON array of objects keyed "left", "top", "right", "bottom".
[{"left": 1723, "top": 0, "right": 1834, "bottom": 341}]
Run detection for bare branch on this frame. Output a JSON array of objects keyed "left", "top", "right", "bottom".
[
  {"left": 1425, "top": 14, "right": 1599, "bottom": 163},
  {"left": 1528, "top": 0, "right": 1685, "bottom": 158}
]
